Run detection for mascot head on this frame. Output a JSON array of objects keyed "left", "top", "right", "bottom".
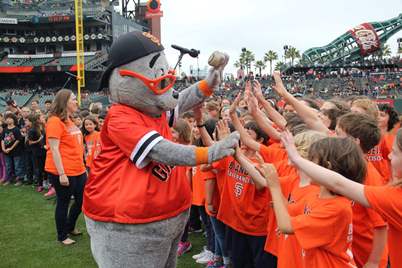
[{"left": 99, "top": 31, "right": 178, "bottom": 117}]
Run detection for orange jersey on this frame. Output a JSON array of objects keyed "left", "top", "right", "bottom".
[
  {"left": 45, "top": 116, "right": 86, "bottom": 176},
  {"left": 213, "top": 156, "right": 270, "bottom": 236},
  {"left": 83, "top": 104, "right": 192, "bottom": 224},
  {"left": 352, "top": 162, "right": 388, "bottom": 268},
  {"left": 264, "top": 174, "right": 300, "bottom": 256},
  {"left": 259, "top": 142, "right": 288, "bottom": 164},
  {"left": 191, "top": 165, "right": 214, "bottom": 206},
  {"left": 365, "top": 185, "right": 402, "bottom": 268},
  {"left": 367, "top": 141, "right": 391, "bottom": 184},
  {"left": 84, "top": 131, "right": 102, "bottom": 168},
  {"left": 277, "top": 183, "right": 320, "bottom": 268},
  {"left": 274, "top": 159, "right": 298, "bottom": 178},
  {"left": 291, "top": 195, "right": 356, "bottom": 268}
]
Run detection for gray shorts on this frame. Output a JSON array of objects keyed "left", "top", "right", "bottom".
[{"left": 85, "top": 209, "right": 190, "bottom": 268}]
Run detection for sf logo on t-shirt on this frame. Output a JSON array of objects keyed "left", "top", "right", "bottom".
[{"left": 152, "top": 163, "right": 174, "bottom": 182}]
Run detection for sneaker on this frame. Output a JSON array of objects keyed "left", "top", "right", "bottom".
[
  {"left": 44, "top": 187, "right": 56, "bottom": 198},
  {"left": 192, "top": 246, "right": 207, "bottom": 260},
  {"left": 177, "top": 241, "right": 192, "bottom": 256},
  {"left": 206, "top": 261, "right": 225, "bottom": 268},
  {"left": 188, "top": 227, "right": 203, "bottom": 233},
  {"left": 196, "top": 250, "right": 213, "bottom": 264},
  {"left": 14, "top": 181, "right": 22, "bottom": 186},
  {"left": 2, "top": 180, "right": 10, "bottom": 186}
]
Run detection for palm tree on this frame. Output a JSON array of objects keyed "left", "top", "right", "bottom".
[
  {"left": 234, "top": 60, "right": 244, "bottom": 70},
  {"left": 285, "top": 46, "right": 300, "bottom": 66},
  {"left": 239, "top": 48, "right": 255, "bottom": 73},
  {"left": 264, "top": 50, "right": 278, "bottom": 75},
  {"left": 254, "top": 60, "right": 266, "bottom": 77},
  {"left": 275, "top": 61, "right": 285, "bottom": 71},
  {"left": 375, "top": 44, "right": 392, "bottom": 59}
]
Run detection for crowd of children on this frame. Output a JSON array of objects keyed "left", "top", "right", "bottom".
[
  {"left": 1, "top": 71, "right": 402, "bottom": 267},
  {"left": 174, "top": 72, "right": 402, "bottom": 268},
  {"left": 0, "top": 98, "right": 103, "bottom": 198}
]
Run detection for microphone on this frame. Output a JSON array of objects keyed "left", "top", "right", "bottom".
[{"left": 171, "top": 44, "right": 200, "bottom": 58}]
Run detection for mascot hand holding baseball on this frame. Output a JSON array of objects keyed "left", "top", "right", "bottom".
[{"left": 82, "top": 31, "right": 239, "bottom": 268}]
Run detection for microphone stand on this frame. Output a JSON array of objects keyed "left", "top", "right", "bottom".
[{"left": 173, "top": 52, "right": 185, "bottom": 72}]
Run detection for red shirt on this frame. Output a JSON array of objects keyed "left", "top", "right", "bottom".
[{"left": 83, "top": 104, "right": 192, "bottom": 224}]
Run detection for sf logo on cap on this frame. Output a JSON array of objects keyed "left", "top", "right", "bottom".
[{"left": 143, "top": 32, "right": 161, "bottom": 46}]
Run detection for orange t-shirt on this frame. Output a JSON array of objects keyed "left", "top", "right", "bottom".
[
  {"left": 365, "top": 185, "right": 402, "bottom": 268},
  {"left": 352, "top": 162, "right": 388, "bottom": 268},
  {"left": 274, "top": 159, "right": 298, "bottom": 178},
  {"left": 277, "top": 183, "right": 320, "bottom": 268},
  {"left": 264, "top": 174, "right": 300, "bottom": 256},
  {"left": 45, "top": 116, "right": 86, "bottom": 176},
  {"left": 259, "top": 142, "right": 288, "bottom": 164},
  {"left": 83, "top": 104, "right": 192, "bottom": 224},
  {"left": 192, "top": 165, "right": 214, "bottom": 206},
  {"left": 291, "top": 195, "right": 356, "bottom": 268},
  {"left": 213, "top": 156, "right": 270, "bottom": 236},
  {"left": 84, "top": 131, "right": 102, "bottom": 168},
  {"left": 367, "top": 140, "right": 391, "bottom": 184}
]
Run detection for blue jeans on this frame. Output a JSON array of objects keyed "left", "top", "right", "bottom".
[
  {"left": 4, "top": 154, "right": 25, "bottom": 182},
  {"left": 210, "top": 216, "right": 228, "bottom": 258}
]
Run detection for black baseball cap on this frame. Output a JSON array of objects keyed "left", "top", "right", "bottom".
[{"left": 98, "top": 31, "right": 164, "bottom": 90}]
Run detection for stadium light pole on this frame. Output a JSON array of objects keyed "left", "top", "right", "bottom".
[{"left": 74, "top": 0, "right": 85, "bottom": 106}]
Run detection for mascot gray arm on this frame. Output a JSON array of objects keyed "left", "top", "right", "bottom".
[
  {"left": 176, "top": 53, "right": 229, "bottom": 115},
  {"left": 147, "top": 132, "right": 239, "bottom": 166}
]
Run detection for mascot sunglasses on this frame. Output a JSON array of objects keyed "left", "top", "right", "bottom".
[{"left": 119, "top": 69, "right": 177, "bottom": 95}]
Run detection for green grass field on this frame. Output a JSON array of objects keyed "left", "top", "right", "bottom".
[{"left": 0, "top": 184, "right": 206, "bottom": 268}]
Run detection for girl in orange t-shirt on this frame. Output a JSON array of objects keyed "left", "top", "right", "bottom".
[
  {"left": 260, "top": 134, "right": 364, "bottom": 268},
  {"left": 281, "top": 128, "right": 402, "bottom": 268},
  {"left": 45, "top": 89, "right": 87, "bottom": 246},
  {"left": 82, "top": 115, "right": 101, "bottom": 171}
]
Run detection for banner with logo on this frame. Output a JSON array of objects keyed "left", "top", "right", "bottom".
[{"left": 349, "top": 23, "right": 380, "bottom": 56}]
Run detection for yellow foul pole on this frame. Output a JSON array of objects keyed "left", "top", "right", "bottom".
[{"left": 74, "top": 0, "right": 85, "bottom": 106}]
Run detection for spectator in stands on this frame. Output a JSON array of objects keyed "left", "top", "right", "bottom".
[
  {"left": 44, "top": 89, "right": 87, "bottom": 245},
  {"left": 44, "top": 100, "right": 52, "bottom": 114},
  {"left": 1, "top": 113, "right": 25, "bottom": 186},
  {"left": 31, "top": 100, "right": 40, "bottom": 112},
  {"left": 5, "top": 100, "right": 20, "bottom": 116}
]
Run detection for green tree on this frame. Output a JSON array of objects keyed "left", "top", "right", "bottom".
[
  {"left": 264, "top": 50, "right": 278, "bottom": 75},
  {"left": 239, "top": 48, "right": 255, "bottom": 73},
  {"left": 275, "top": 61, "right": 285, "bottom": 71},
  {"left": 254, "top": 60, "right": 266, "bottom": 77},
  {"left": 285, "top": 46, "right": 300, "bottom": 66},
  {"left": 375, "top": 44, "right": 392, "bottom": 59}
]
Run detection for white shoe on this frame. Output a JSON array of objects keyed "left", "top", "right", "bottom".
[
  {"left": 192, "top": 246, "right": 207, "bottom": 260},
  {"left": 196, "top": 250, "right": 213, "bottom": 264}
]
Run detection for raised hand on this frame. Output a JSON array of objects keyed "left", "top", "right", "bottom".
[
  {"left": 205, "top": 52, "right": 229, "bottom": 91},
  {"left": 229, "top": 92, "right": 242, "bottom": 115},
  {"left": 259, "top": 163, "right": 280, "bottom": 189},
  {"left": 247, "top": 91, "right": 259, "bottom": 116},
  {"left": 216, "top": 120, "right": 230, "bottom": 140},
  {"left": 272, "top": 71, "right": 288, "bottom": 97},
  {"left": 252, "top": 80, "right": 264, "bottom": 99},
  {"left": 280, "top": 130, "right": 301, "bottom": 164}
]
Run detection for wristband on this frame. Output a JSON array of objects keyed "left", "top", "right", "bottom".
[
  {"left": 198, "top": 80, "right": 214, "bottom": 96},
  {"left": 195, "top": 147, "right": 209, "bottom": 165}
]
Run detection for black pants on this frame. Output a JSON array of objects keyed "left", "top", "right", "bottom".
[
  {"left": 229, "top": 228, "right": 277, "bottom": 268},
  {"left": 32, "top": 151, "right": 45, "bottom": 186},
  {"left": 189, "top": 205, "right": 202, "bottom": 230},
  {"left": 49, "top": 172, "right": 87, "bottom": 241}
]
